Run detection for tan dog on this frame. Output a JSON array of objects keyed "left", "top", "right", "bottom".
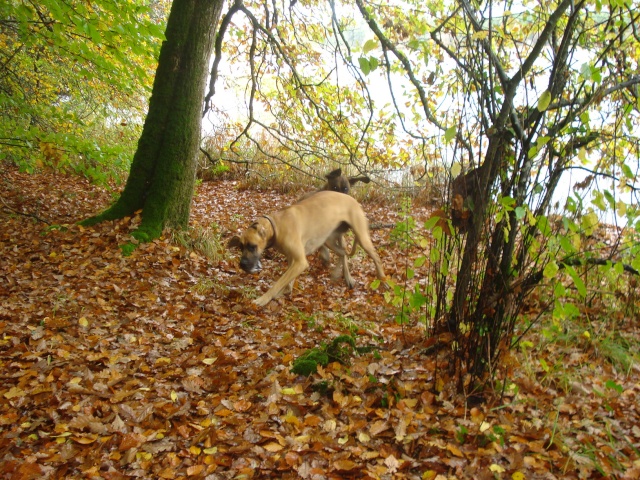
[{"left": 228, "top": 191, "right": 386, "bottom": 306}]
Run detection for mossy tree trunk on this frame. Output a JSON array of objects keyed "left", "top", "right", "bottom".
[{"left": 83, "top": 0, "right": 224, "bottom": 240}]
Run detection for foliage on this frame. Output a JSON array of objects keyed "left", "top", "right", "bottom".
[{"left": 0, "top": 0, "right": 167, "bottom": 183}]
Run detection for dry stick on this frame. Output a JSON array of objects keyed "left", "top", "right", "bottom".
[
  {"left": 0, "top": 195, "right": 50, "bottom": 225},
  {"left": 369, "top": 222, "right": 395, "bottom": 230}
]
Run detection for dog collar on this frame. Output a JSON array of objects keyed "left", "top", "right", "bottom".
[{"left": 261, "top": 215, "right": 277, "bottom": 249}]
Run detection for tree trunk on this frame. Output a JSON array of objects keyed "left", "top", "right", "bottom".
[{"left": 82, "top": 0, "right": 224, "bottom": 240}]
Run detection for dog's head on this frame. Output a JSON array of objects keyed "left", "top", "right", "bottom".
[
  {"left": 227, "top": 219, "right": 272, "bottom": 273},
  {"left": 323, "top": 168, "right": 370, "bottom": 194}
]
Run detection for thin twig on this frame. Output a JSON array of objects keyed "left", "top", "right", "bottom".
[{"left": 0, "top": 195, "right": 50, "bottom": 225}]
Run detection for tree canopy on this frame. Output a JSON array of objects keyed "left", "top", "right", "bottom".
[{"left": 0, "top": 0, "right": 167, "bottom": 183}]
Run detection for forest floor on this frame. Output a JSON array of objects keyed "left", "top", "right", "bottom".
[{"left": 1, "top": 164, "right": 639, "bottom": 480}]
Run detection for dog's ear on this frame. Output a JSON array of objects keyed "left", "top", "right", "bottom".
[
  {"left": 227, "top": 235, "right": 243, "bottom": 250},
  {"left": 349, "top": 175, "right": 370, "bottom": 186},
  {"left": 325, "top": 168, "right": 342, "bottom": 180}
]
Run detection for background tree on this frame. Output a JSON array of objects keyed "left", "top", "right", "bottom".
[
  {"left": 355, "top": 0, "right": 640, "bottom": 391},
  {"left": 83, "top": 0, "right": 224, "bottom": 240}
]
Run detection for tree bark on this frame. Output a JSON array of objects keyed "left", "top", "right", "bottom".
[{"left": 82, "top": 0, "right": 224, "bottom": 240}]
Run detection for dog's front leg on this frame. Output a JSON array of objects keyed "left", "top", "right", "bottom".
[{"left": 254, "top": 257, "right": 309, "bottom": 306}]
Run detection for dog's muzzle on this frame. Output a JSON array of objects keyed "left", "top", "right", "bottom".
[{"left": 240, "top": 257, "right": 262, "bottom": 273}]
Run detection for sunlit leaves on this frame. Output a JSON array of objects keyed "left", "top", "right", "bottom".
[
  {"left": 358, "top": 56, "right": 379, "bottom": 75},
  {"left": 1, "top": 0, "right": 168, "bottom": 181},
  {"left": 444, "top": 126, "right": 456, "bottom": 142},
  {"left": 536, "top": 90, "right": 552, "bottom": 112},
  {"left": 580, "top": 63, "right": 602, "bottom": 83},
  {"left": 362, "top": 38, "right": 378, "bottom": 54},
  {"left": 563, "top": 264, "right": 587, "bottom": 298}
]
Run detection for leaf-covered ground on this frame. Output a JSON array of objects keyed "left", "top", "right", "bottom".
[{"left": 1, "top": 165, "right": 639, "bottom": 479}]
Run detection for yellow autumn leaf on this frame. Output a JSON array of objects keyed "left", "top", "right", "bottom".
[
  {"left": 283, "top": 410, "right": 301, "bottom": 426},
  {"left": 203, "top": 447, "right": 217, "bottom": 455},
  {"left": 187, "top": 465, "right": 204, "bottom": 477},
  {"left": 490, "top": 463, "right": 506, "bottom": 473},
  {"left": 472, "top": 30, "right": 489, "bottom": 40},
  {"left": 4, "top": 387, "right": 25, "bottom": 399},
  {"left": 170, "top": 390, "right": 178, "bottom": 402},
  {"left": 78, "top": 317, "right": 89, "bottom": 327},
  {"left": 202, "top": 357, "right": 217, "bottom": 365},
  {"left": 263, "top": 442, "right": 283, "bottom": 452},
  {"left": 446, "top": 443, "right": 464, "bottom": 457},
  {"left": 334, "top": 459, "right": 356, "bottom": 471},
  {"left": 294, "top": 435, "right": 310, "bottom": 444},
  {"left": 200, "top": 418, "right": 212, "bottom": 427},
  {"left": 512, "top": 472, "right": 526, "bottom": 480},
  {"left": 189, "top": 445, "right": 201, "bottom": 455},
  {"left": 72, "top": 435, "right": 97, "bottom": 444}
]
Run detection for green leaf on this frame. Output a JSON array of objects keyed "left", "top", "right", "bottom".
[
  {"left": 559, "top": 236, "right": 575, "bottom": 254},
  {"left": 88, "top": 22, "right": 102, "bottom": 44},
  {"left": 580, "top": 111, "right": 590, "bottom": 125},
  {"left": 444, "top": 126, "right": 456, "bottom": 142},
  {"left": 581, "top": 212, "right": 599, "bottom": 235},
  {"left": 358, "top": 57, "right": 370, "bottom": 75},
  {"left": 363, "top": 39, "right": 378, "bottom": 54},
  {"left": 543, "top": 261, "right": 559, "bottom": 279},
  {"left": 537, "top": 90, "right": 552, "bottom": 112},
  {"left": 424, "top": 216, "right": 441, "bottom": 230},
  {"left": 605, "top": 380, "right": 623, "bottom": 394},
  {"left": 621, "top": 163, "right": 634, "bottom": 180},
  {"left": 563, "top": 265, "right": 587, "bottom": 298},
  {"left": 515, "top": 206, "right": 526, "bottom": 220},
  {"left": 580, "top": 62, "right": 592, "bottom": 81}
]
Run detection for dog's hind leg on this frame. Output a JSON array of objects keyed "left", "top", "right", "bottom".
[
  {"left": 352, "top": 231, "right": 386, "bottom": 281},
  {"left": 326, "top": 233, "right": 355, "bottom": 288}
]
